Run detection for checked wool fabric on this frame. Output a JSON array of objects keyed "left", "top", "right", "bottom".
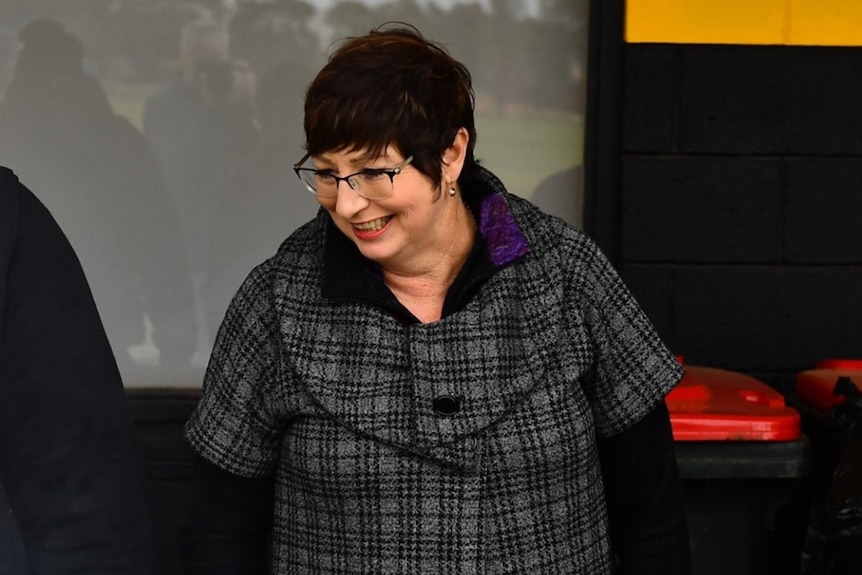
[{"left": 186, "top": 167, "right": 683, "bottom": 574}]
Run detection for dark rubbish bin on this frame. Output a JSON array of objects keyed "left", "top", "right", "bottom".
[
  {"left": 667, "top": 362, "right": 810, "bottom": 575},
  {"left": 795, "top": 359, "right": 862, "bottom": 575}
]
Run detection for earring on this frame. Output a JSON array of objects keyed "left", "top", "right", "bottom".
[{"left": 448, "top": 186, "right": 457, "bottom": 197}]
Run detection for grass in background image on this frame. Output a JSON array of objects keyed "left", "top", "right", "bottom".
[
  {"left": 474, "top": 113, "right": 584, "bottom": 199},
  {"left": 108, "top": 82, "right": 160, "bottom": 131}
]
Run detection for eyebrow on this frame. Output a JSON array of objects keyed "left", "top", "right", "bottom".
[
  {"left": 316, "top": 152, "right": 395, "bottom": 169},
  {"left": 351, "top": 151, "right": 397, "bottom": 166}
]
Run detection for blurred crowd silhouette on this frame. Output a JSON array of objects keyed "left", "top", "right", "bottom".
[
  {"left": 0, "top": 17, "right": 317, "bottom": 384},
  {"left": 0, "top": 3, "right": 586, "bottom": 387},
  {"left": 0, "top": 20, "right": 195, "bottom": 382}
]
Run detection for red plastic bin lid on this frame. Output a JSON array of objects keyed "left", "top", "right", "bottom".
[
  {"left": 795, "top": 358, "right": 862, "bottom": 413},
  {"left": 665, "top": 365, "right": 800, "bottom": 441}
]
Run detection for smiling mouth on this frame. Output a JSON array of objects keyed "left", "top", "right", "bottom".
[{"left": 353, "top": 216, "right": 392, "bottom": 232}]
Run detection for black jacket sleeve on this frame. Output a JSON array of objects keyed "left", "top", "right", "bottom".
[
  {"left": 178, "top": 456, "right": 274, "bottom": 575},
  {"left": 598, "top": 401, "right": 692, "bottom": 575},
  {"left": 0, "top": 167, "right": 160, "bottom": 575}
]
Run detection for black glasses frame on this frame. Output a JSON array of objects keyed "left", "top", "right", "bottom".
[{"left": 293, "top": 153, "right": 414, "bottom": 199}]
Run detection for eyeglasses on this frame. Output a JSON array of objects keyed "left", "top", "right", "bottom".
[{"left": 293, "top": 153, "right": 414, "bottom": 200}]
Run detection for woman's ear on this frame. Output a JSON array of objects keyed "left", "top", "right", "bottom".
[{"left": 442, "top": 127, "right": 469, "bottom": 182}]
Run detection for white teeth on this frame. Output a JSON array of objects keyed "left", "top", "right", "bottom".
[{"left": 354, "top": 216, "right": 391, "bottom": 231}]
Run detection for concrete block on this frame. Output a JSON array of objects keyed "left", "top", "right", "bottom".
[{"left": 621, "top": 157, "right": 781, "bottom": 262}]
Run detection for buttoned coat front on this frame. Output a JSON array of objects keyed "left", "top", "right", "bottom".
[{"left": 186, "top": 168, "right": 682, "bottom": 574}]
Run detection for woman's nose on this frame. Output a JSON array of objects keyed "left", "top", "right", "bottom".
[{"left": 333, "top": 178, "right": 370, "bottom": 218}]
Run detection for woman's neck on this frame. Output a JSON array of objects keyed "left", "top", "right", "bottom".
[{"left": 382, "top": 202, "right": 476, "bottom": 323}]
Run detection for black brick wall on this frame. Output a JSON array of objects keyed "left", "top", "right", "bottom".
[{"left": 617, "top": 42, "right": 862, "bottom": 393}]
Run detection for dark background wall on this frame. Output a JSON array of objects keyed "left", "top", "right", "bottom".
[
  {"left": 578, "top": 6, "right": 860, "bottom": 571},
  {"left": 585, "top": 1, "right": 862, "bottom": 396}
]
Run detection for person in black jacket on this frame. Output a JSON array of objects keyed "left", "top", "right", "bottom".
[{"left": 0, "top": 166, "right": 160, "bottom": 574}]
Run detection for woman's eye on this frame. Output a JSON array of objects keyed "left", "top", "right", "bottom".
[
  {"left": 316, "top": 173, "right": 337, "bottom": 183},
  {"left": 359, "top": 170, "right": 387, "bottom": 182}
]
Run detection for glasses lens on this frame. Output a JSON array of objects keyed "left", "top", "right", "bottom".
[
  {"left": 298, "top": 170, "right": 333, "bottom": 196},
  {"left": 352, "top": 171, "right": 393, "bottom": 200}
]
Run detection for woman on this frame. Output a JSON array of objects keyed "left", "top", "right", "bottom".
[{"left": 181, "top": 24, "right": 691, "bottom": 574}]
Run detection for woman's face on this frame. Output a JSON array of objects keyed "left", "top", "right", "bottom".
[{"left": 312, "top": 146, "right": 455, "bottom": 271}]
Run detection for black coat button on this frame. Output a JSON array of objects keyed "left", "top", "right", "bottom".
[{"left": 433, "top": 395, "right": 461, "bottom": 416}]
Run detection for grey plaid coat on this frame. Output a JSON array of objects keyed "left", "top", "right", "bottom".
[{"left": 186, "top": 168, "right": 682, "bottom": 574}]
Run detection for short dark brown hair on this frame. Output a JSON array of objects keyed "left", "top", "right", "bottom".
[{"left": 303, "top": 23, "right": 477, "bottom": 189}]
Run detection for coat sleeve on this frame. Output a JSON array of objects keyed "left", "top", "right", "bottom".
[
  {"left": 0, "top": 167, "right": 160, "bottom": 574},
  {"left": 598, "top": 402, "right": 692, "bottom": 574},
  {"left": 184, "top": 257, "right": 286, "bottom": 478},
  {"left": 560, "top": 231, "right": 690, "bottom": 573},
  {"left": 178, "top": 456, "right": 273, "bottom": 575},
  {"left": 566, "top": 233, "right": 684, "bottom": 437},
  {"left": 180, "top": 255, "right": 285, "bottom": 573}
]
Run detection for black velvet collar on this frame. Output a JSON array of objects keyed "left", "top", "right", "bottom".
[{"left": 321, "top": 214, "right": 495, "bottom": 324}]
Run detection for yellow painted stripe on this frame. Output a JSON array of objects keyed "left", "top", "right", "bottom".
[
  {"left": 627, "top": 0, "right": 862, "bottom": 46},
  {"left": 789, "top": 1, "right": 862, "bottom": 45}
]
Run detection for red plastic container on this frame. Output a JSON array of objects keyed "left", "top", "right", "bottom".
[
  {"left": 795, "top": 358, "right": 862, "bottom": 413},
  {"left": 666, "top": 364, "right": 801, "bottom": 441}
]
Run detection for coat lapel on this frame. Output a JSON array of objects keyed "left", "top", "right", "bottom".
[{"left": 285, "top": 257, "right": 567, "bottom": 470}]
